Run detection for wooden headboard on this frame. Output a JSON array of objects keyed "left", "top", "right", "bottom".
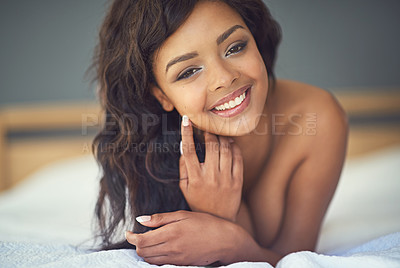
[
  {"left": 334, "top": 89, "right": 400, "bottom": 156},
  {"left": 0, "top": 101, "right": 101, "bottom": 191},
  {"left": 0, "top": 89, "right": 399, "bottom": 191}
]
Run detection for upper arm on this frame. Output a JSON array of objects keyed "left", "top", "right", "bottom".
[{"left": 270, "top": 91, "right": 349, "bottom": 255}]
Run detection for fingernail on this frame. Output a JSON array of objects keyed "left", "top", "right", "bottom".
[
  {"left": 136, "top": 215, "right": 151, "bottom": 223},
  {"left": 180, "top": 140, "right": 183, "bottom": 155},
  {"left": 182, "top": 115, "right": 189, "bottom": 127}
]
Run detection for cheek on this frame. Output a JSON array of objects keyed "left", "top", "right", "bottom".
[
  {"left": 172, "top": 85, "right": 208, "bottom": 118},
  {"left": 242, "top": 49, "right": 268, "bottom": 80}
]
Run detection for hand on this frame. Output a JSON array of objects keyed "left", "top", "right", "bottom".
[
  {"left": 126, "top": 210, "right": 244, "bottom": 266},
  {"left": 179, "top": 115, "right": 244, "bottom": 222}
]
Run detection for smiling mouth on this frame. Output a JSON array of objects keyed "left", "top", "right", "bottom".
[
  {"left": 214, "top": 90, "right": 247, "bottom": 111},
  {"left": 211, "top": 86, "right": 251, "bottom": 118}
]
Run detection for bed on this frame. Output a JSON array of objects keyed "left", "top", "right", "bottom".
[{"left": 0, "top": 89, "right": 399, "bottom": 267}]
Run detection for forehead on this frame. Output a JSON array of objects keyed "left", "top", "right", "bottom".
[{"left": 153, "top": 1, "right": 246, "bottom": 66}]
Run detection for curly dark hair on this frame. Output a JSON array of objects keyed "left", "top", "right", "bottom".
[{"left": 90, "top": 0, "right": 281, "bottom": 250}]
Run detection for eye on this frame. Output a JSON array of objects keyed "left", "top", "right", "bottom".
[
  {"left": 225, "top": 41, "right": 248, "bottom": 57},
  {"left": 177, "top": 67, "right": 201, "bottom": 81}
]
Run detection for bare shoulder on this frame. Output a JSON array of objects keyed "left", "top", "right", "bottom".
[
  {"left": 260, "top": 80, "right": 349, "bottom": 253},
  {"left": 270, "top": 79, "right": 349, "bottom": 159},
  {"left": 247, "top": 80, "right": 349, "bottom": 251},
  {"left": 273, "top": 79, "right": 345, "bottom": 116}
]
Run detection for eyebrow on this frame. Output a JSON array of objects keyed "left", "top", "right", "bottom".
[
  {"left": 165, "top": 52, "right": 199, "bottom": 73},
  {"left": 216, "top": 24, "right": 244, "bottom": 45},
  {"left": 165, "top": 24, "right": 245, "bottom": 73}
]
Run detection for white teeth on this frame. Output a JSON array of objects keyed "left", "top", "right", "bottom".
[
  {"left": 234, "top": 97, "right": 241, "bottom": 105},
  {"left": 214, "top": 91, "right": 247, "bottom": 111}
]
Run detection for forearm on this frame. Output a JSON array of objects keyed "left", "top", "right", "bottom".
[
  {"left": 226, "top": 244, "right": 282, "bottom": 266},
  {"left": 129, "top": 210, "right": 283, "bottom": 266},
  {"left": 218, "top": 222, "right": 283, "bottom": 267}
]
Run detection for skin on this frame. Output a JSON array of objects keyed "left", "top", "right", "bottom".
[{"left": 125, "top": 1, "right": 348, "bottom": 266}]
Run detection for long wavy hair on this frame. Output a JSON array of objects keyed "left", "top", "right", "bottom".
[{"left": 90, "top": 0, "right": 281, "bottom": 250}]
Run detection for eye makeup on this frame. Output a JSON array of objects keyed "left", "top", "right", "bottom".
[
  {"left": 175, "top": 40, "right": 248, "bottom": 81},
  {"left": 177, "top": 66, "right": 202, "bottom": 81},
  {"left": 225, "top": 40, "right": 248, "bottom": 57}
]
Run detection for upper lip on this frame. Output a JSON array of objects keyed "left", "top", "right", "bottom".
[{"left": 209, "top": 85, "right": 251, "bottom": 110}]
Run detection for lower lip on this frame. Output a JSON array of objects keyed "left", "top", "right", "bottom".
[{"left": 211, "top": 87, "right": 251, "bottom": 118}]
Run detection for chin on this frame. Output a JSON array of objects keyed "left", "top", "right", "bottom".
[
  {"left": 208, "top": 114, "right": 261, "bottom": 136},
  {"left": 226, "top": 122, "right": 258, "bottom": 136},
  {"left": 194, "top": 100, "right": 265, "bottom": 136}
]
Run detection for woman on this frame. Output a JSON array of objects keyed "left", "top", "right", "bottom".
[{"left": 91, "top": 0, "right": 348, "bottom": 266}]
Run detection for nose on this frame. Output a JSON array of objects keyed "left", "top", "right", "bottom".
[{"left": 208, "top": 59, "right": 240, "bottom": 91}]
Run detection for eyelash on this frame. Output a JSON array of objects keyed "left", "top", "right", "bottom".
[
  {"left": 177, "top": 67, "right": 201, "bottom": 81},
  {"left": 225, "top": 41, "right": 248, "bottom": 56},
  {"left": 176, "top": 41, "right": 248, "bottom": 81}
]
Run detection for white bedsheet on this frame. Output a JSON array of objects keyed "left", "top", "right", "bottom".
[
  {"left": 1, "top": 232, "right": 399, "bottom": 267},
  {"left": 0, "top": 146, "right": 400, "bottom": 267},
  {"left": 0, "top": 156, "right": 99, "bottom": 246},
  {"left": 316, "top": 146, "right": 400, "bottom": 254}
]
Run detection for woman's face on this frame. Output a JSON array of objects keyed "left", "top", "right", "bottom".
[{"left": 152, "top": 0, "right": 269, "bottom": 136}]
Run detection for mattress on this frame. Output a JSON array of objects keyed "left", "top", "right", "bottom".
[{"left": 0, "top": 146, "right": 399, "bottom": 267}]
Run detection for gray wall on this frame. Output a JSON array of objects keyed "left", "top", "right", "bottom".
[
  {"left": 1, "top": 0, "right": 399, "bottom": 106},
  {"left": 266, "top": 0, "right": 400, "bottom": 89},
  {"left": 0, "top": 0, "right": 107, "bottom": 106}
]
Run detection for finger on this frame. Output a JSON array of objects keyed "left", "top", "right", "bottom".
[
  {"left": 179, "top": 156, "right": 188, "bottom": 193},
  {"left": 140, "top": 248, "right": 170, "bottom": 261},
  {"left": 231, "top": 143, "right": 244, "bottom": 186},
  {"left": 125, "top": 227, "right": 172, "bottom": 249},
  {"left": 204, "top": 132, "right": 219, "bottom": 168},
  {"left": 136, "top": 240, "right": 178, "bottom": 260},
  {"left": 218, "top": 136, "right": 232, "bottom": 174},
  {"left": 143, "top": 255, "right": 169, "bottom": 266},
  {"left": 181, "top": 115, "right": 200, "bottom": 173},
  {"left": 125, "top": 231, "right": 163, "bottom": 248},
  {"left": 144, "top": 254, "right": 182, "bottom": 266},
  {"left": 135, "top": 210, "right": 189, "bottom": 228}
]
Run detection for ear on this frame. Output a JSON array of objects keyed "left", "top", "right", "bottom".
[{"left": 151, "top": 85, "right": 174, "bottom": 112}]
